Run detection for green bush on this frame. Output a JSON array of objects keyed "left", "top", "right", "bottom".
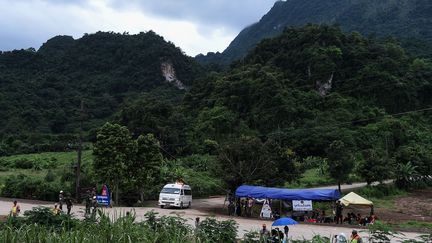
[
  {"left": 356, "top": 184, "right": 405, "bottom": 198},
  {"left": 197, "top": 217, "right": 238, "bottom": 243},
  {"left": 12, "top": 159, "right": 34, "bottom": 169},
  {"left": 367, "top": 221, "right": 401, "bottom": 242},
  {"left": 0, "top": 210, "right": 238, "bottom": 243},
  {"left": 23, "top": 207, "right": 78, "bottom": 229},
  {"left": 44, "top": 170, "right": 56, "bottom": 182},
  {"left": 0, "top": 174, "right": 63, "bottom": 201}
]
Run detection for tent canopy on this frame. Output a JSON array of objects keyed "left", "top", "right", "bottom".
[
  {"left": 340, "top": 192, "right": 373, "bottom": 207},
  {"left": 235, "top": 185, "right": 340, "bottom": 201}
]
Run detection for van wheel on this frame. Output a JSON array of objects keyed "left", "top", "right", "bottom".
[
  {"left": 188, "top": 202, "right": 191, "bottom": 208},
  {"left": 160, "top": 205, "right": 164, "bottom": 209},
  {"left": 180, "top": 202, "right": 184, "bottom": 209}
]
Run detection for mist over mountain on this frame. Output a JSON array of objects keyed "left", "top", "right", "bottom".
[{"left": 196, "top": 0, "right": 432, "bottom": 66}]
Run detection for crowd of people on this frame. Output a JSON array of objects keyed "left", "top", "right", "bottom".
[
  {"left": 10, "top": 189, "right": 100, "bottom": 218},
  {"left": 228, "top": 196, "right": 255, "bottom": 217},
  {"left": 260, "top": 224, "right": 290, "bottom": 243},
  {"left": 335, "top": 200, "right": 377, "bottom": 226}
]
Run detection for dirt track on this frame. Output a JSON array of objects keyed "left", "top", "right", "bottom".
[{"left": 0, "top": 196, "right": 424, "bottom": 242}]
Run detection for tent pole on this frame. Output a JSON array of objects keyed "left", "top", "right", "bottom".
[{"left": 280, "top": 200, "right": 282, "bottom": 217}]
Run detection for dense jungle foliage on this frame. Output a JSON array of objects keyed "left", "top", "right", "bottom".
[
  {"left": 0, "top": 31, "right": 203, "bottom": 155},
  {"left": 1, "top": 25, "right": 432, "bottom": 202},
  {"left": 196, "top": 0, "right": 432, "bottom": 65}
]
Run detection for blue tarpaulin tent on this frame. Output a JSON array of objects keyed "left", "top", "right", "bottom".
[{"left": 235, "top": 185, "right": 340, "bottom": 201}]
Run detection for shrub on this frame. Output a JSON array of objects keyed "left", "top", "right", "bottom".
[
  {"left": 44, "top": 170, "right": 56, "bottom": 182},
  {"left": 196, "top": 217, "right": 238, "bottom": 243},
  {"left": 13, "top": 159, "right": 34, "bottom": 169},
  {"left": 23, "top": 207, "right": 78, "bottom": 229},
  {"left": 0, "top": 174, "right": 63, "bottom": 201},
  {"left": 367, "top": 221, "right": 402, "bottom": 242},
  {"left": 356, "top": 184, "right": 405, "bottom": 198}
]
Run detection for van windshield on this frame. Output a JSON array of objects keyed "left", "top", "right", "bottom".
[{"left": 161, "top": 188, "right": 181, "bottom": 194}]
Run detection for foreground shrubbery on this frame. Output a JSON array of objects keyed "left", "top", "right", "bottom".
[
  {"left": 1, "top": 207, "right": 431, "bottom": 243},
  {"left": 0, "top": 207, "right": 238, "bottom": 243}
]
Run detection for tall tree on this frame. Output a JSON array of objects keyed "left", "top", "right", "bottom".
[
  {"left": 217, "top": 137, "right": 271, "bottom": 190},
  {"left": 358, "top": 149, "right": 395, "bottom": 185},
  {"left": 131, "top": 134, "right": 164, "bottom": 202},
  {"left": 93, "top": 122, "right": 136, "bottom": 205},
  {"left": 326, "top": 140, "right": 354, "bottom": 193}
]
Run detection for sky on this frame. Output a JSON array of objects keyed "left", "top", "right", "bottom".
[{"left": 0, "top": 0, "right": 278, "bottom": 56}]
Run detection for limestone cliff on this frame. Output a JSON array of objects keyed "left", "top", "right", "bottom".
[{"left": 161, "top": 61, "right": 186, "bottom": 90}]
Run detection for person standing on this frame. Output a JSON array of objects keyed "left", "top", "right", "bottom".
[
  {"left": 349, "top": 230, "right": 362, "bottom": 243},
  {"left": 11, "top": 200, "right": 20, "bottom": 217},
  {"left": 66, "top": 197, "right": 73, "bottom": 215},
  {"left": 235, "top": 198, "right": 242, "bottom": 216},
  {"left": 59, "top": 191, "right": 65, "bottom": 211},
  {"left": 90, "top": 196, "right": 98, "bottom": 219},
  {"left": 284, "top": 225, "right": 289, "bottom": 242},
  {"left": 247, "top": 197, "right": 254, "bottom": 217},
  {"left": 84, "top": 194, "right": 91, "bottom": 217},
  {"left": 228, "top": 199, "right": 235, "bottom": 216},
  {"left": 260, "top": 224, "right": 270, "bottom": 239},
  {"left": 194, "top": 217, "right": 200, "bottom": 234},
  {"left": 335, "top": 201, "right": 343, "bottom": 224},
  {"left": 52, "top": 204, "right": 61, "bottom": 215}
]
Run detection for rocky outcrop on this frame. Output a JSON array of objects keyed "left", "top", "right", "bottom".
[
  {"left": 316, "top": 73, "right": 333, "bottom": 97},
  {"left": 161, "top": 61, "right": 186, "bottom": 90}
]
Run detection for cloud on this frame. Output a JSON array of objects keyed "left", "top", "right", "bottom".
[
  {"left": 110, "top": 0, "right": 277, "bottom": 31},
  {"left": 0, "top": 0, "right": 277, "bottom": 55}
]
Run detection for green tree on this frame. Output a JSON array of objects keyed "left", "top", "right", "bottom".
[
  {"left": 395, "top": 162, "right": 419, "bottom": 189},
  {"left": 358, "top": 149, "right": 395, "bottom": 185},
  {"left": 93, "top": 122, "right": 136, "bottom": 205},
  {"left": 326, "top": 140, "right": 354, "bottom": 193},
  {"left": 132, "top": 134, "right": 164, "bottom": 201},
  {"left": 217, "top": 137, "right": 271, "bottom": 190}
]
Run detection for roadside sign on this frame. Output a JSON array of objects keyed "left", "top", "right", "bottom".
[
  {"left": 97, "top": 184, "right": 110, "bottom": 206},
  {"left": 96, "top": 195, "right": 110, "bottom": 206},
  {"left": 260, "top": 199, "right": 272, "bottom": 219},
  {"left": 292, "top": 200, "right": 313, "bottom": 211}
]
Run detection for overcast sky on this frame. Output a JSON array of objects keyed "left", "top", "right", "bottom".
[{"left": 0, "top": 0, "right": 277, "bottom": 56}]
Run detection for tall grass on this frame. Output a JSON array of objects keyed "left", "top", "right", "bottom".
[{"left": 0, "top": 207, "right": 237, "bottom": 243}]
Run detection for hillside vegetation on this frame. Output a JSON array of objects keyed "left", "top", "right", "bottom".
[
  {"left": 1, "top": 25, "right": 431, "bottom": 203},
  {"left": 0, "top": 31, "right": 203, "bottom": 155},
  {"left": 196, "top": 0, "right": 432, "bottom": 65}
]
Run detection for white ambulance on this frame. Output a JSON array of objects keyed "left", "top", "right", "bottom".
[{"left": 158, "top": 183, "right": 192, "bottom": 209}]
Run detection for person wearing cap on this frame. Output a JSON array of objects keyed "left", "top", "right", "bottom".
[
  {"left": 260, "top": 223, "right": 270, "bottom": 238},
  {"left": 350, "top": 230, "right": 362, "bottom": 243},
  {"left": 58, "top": 191, "right": 65, "bottom": 211}
]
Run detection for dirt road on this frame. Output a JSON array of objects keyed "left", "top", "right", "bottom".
[
  {"left": 0, "top": 196, "right": 423, "bottom": 242},
  {"left": 316, "top": 180, "right": 393, "bottom": 192}
]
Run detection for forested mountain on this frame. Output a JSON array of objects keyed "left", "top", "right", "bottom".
[
  {"left": 0, "top": 31, "right": 203, "bottom": 155},
  {"left": 1, "top": 24, "right": 432, "bottom": 192},
  {"left": 117, "top": 25, "right": 432, "bottom": 188},
  {"left": 196, "top": 0, "right": 432, "bottom": 66}
]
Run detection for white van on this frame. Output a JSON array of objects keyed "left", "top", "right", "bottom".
[{"left": 158, "top": 183, "right": 192, "bottom": 209}]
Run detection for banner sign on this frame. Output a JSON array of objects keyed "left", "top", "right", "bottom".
[
  {"left": 292, "top": 200, "right": 313, "bottom": 211},
  {"left": 260, "top": 199, "right": 272, "bottom": 219},
  {"left": 96, "top": 184, "right": 110, "bottom": 206}
]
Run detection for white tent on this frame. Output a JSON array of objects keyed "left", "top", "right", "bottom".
[{"left": 340, "top": 192, "right": 373, "bottom": 207}]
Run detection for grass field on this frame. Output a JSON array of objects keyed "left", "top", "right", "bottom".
[
  {"left": 0, "top": 151, "right": 93, "bottom": 184},
  {"left": 286, "top": 168, "right": 336, "bottom": 188},
  {"left": 0, "top": 150, "right": 93, "bottom": 166}
]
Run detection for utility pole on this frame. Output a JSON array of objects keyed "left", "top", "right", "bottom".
[{"left": 76, "top": 99, "right": 84, "bottom": 202}]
